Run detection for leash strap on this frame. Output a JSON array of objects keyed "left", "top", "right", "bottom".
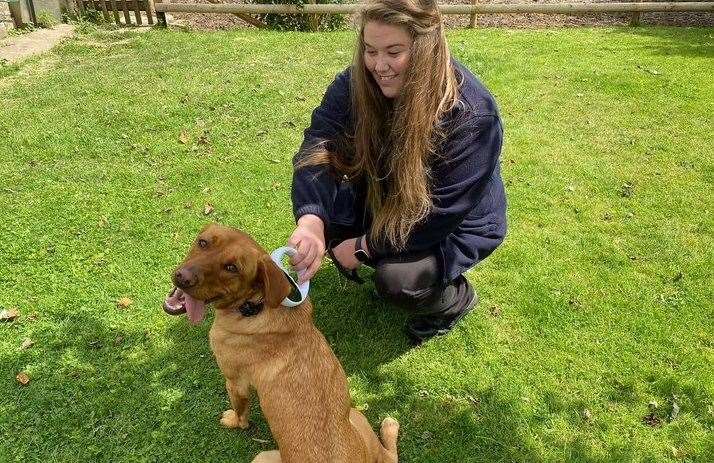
[
  {"left": 327, "top": 239, "right": 364, "bottom": 284},
  {"left": 270, "top": 247, "right": 310, "bottom": 307}
]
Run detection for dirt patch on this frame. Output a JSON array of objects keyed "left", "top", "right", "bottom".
[{"left": 167, "top": 0, "right": 714, "bottom": 30}]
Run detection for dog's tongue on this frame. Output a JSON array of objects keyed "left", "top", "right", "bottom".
[{"left": 184, "top": 292, "right": 206, "bottom": 325}]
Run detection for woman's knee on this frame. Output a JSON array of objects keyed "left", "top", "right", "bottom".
[{"left": 373, "top": 255, "right": 440, "bottom": 308}]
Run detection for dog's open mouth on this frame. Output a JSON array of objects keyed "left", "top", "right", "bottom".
[{"left": 164, "top": 287, "right": 221, "bottom": 325}]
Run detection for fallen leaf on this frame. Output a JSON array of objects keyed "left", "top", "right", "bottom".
[
  {"left": 621, "top": 183, "right": 634, "bottom": 198},
  {"left": 198, "top": 130, "right": 210, "bottom": 145},
  {"left": 669, "top": 397, "right": 680, "bottom": 421},
  {"left": 178, "top": 130, "right": 190, "bottom": 145},
  {"left": 582, "top": 409, "right": 592, "bottom": 421},
  {"left": 21, "top": 338, "right": 34, "bottom": 350},
  {"left": 204, "top": 204, "right": 214, "bottom": 215},
  {"left": 117, "top": 297, "right": 133, "bottom": 309},
  {"left": 642, "top": 413, "right": 662, "bottom": 427},
  {"left": 16, "top": 372, "right": 30, "bottom": 386},
  {"left": 489, "top": 305, "right": 502, "bottom": 317},
  {"left": 0, "top": 308, "right": 19, "bottom": 322}
]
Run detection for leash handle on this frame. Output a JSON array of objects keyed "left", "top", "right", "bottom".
[{"left": 270, "top": 247, "right": 310, "bottom": 307}]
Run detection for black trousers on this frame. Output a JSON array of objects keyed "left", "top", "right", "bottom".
[{"left": 328, "top": 226, "right": 471, "bottom": 319}]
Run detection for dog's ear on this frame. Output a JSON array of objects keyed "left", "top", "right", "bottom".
[{"left": 257, "top": 255, "right": 292, "bottom": 308}]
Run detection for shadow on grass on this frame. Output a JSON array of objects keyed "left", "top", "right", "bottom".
[
  {"left": 10, "top": 267, "right": 701, "bottom": 462},
  {"left": 607, "top": 26, "right": 714, "bottom": 59}
]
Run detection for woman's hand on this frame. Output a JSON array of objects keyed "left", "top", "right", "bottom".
[
  {"left": 288, "top": 214, "right": 326, "bottom": 284},
  {"left": 332, "top": 238, "right": 361, "bottom": 271}
]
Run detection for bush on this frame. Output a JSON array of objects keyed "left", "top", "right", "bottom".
[
  {"left": 249, "top": 0, "right": 347, "bottom": 31},
  {"left": 36, "top": 10, "right": 60, "bottom": 29}
]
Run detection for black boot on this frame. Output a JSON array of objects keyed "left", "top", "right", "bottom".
[{"left": 405, "top": 275, "right": 478, "bottom": 345}]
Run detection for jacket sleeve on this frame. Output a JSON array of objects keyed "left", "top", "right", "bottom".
[
  {"left": 291, "top": 69, "right": 351, "bottom": 228},
  {"left": 367, "top": 114, "right": 504, "bottom": 258}
]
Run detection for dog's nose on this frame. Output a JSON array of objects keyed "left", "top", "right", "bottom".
[{"left": 174, "top": 268, "right": 196, "bottom": 289}]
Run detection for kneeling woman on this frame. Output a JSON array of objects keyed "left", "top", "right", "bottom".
[{"left": 289, "top": 0, "right": 507, "bottom": 343}]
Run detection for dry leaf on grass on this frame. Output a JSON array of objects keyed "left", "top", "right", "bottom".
[
  {"left": 0, "top": 308, "right": 19, "bottom": 322},
  {"left": 117, "top": 297, "right": 133, "bottom": 309},
  {"left": 198, "top": 130, "right": 210, "bottom": 145},
  {"left": 21, "top": 338, "right": 34, "bottom": 350},
  {"left": 16, "top": 372, "right": 30, "bottom": 386},
  {"left": 204, "top": 204, "right": 214, "bottom": 215},
  {"left": 179, "top": 130, "right": 191, "bottom": 145},
  {"left": 642, "top": 413, "right": 662, "bottom": 427}
]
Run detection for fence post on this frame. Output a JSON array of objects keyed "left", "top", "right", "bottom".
[
  {"left": 308, "top": 0, "right": 317, "bottom": 31},
  {"left": 469, "top": 0, "right": 477, "bottom": 28},
  {"left": 154, "top": 0, "right": 166, "bottom": 26},
  {"left": 630, "top": 0, "right": 642, "bottom": 26},
  {"left": 8, "top": 0, "right": 25, "bottom": 29}
]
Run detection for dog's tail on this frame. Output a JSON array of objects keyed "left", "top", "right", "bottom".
[{"left": 379, "top": 417, "right": 399, "bottom": 462}]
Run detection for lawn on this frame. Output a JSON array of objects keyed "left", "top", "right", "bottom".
[{"left": 0, "top": 24, "right": 712, "bottom": 462}]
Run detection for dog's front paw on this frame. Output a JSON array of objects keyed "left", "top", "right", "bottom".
[{"left": 220, "top": 409, "right": 249, "bottom": 429}]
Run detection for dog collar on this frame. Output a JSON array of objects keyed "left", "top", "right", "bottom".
[
  {"left": 237, "top": 300, "right": 263, "bottom": 317},
  {"left": 270, "top": 246, "right": 309, "bottom": 307}
]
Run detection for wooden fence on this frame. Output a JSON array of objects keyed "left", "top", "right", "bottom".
[
  {"left": 76, "top": 0, "right": 154, "bottom": 26},
  {"left": 153, "top": 1, "right": 714, "bottom": 15}
]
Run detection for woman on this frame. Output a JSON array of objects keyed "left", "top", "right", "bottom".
[{"left": 289, "top": 0, "right": 506, "bottom": 344}]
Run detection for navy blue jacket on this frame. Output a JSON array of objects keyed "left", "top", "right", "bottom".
[{"left": 292, "top": 60, "right": 507, "bottom": 285}]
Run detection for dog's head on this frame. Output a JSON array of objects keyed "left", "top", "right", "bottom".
[{"left": 163, "top": 223, "right": 292, "bottom": 326}]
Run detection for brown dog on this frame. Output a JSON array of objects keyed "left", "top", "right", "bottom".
[{"left": 163, "top": 223, "right": 399, "bottom": 463}]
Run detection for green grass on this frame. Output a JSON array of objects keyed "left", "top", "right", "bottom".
[{"left": 1, "top": 25, "right": 712, "bottom": 462}]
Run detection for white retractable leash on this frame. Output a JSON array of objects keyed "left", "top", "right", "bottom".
[{"left": 270, "top": 246, "right": 309, "bottom": 307}]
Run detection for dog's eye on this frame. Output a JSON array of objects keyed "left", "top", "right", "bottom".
[
  {"left": 198, "top": 239, "right": 208, "bottom": 248},
  {"left": 225, "top": 264, "right": 239, "bottom": 273}
]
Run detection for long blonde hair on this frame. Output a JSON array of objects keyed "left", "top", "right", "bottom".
[{"left": 300, "top": 0, "right": 459, "bottom": 250}]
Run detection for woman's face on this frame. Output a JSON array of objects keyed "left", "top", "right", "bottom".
[{"left": 363, "top": 21, "right": 413, "bottom": 99}]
